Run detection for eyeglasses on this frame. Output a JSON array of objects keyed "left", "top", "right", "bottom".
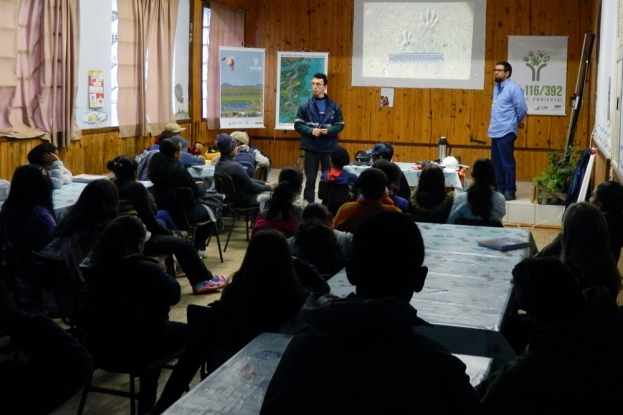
[{"left": 494, "top": 69, "right": 507, "bottom": 72}]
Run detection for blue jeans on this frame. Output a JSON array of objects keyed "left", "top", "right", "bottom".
[
  {"left": 491, "top": 132, "right": 517, "bottom": 195},
  {"left": 303, "top": 150, "right": 330, "bottom": 203}
]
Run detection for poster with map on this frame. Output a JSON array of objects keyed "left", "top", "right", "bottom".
[{"left": 276, "top": 52, "right": 329, "bottom": 130}]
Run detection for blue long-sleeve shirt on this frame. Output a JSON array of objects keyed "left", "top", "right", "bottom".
[{"left": 487, "top": 78, "right": 528, "bottom": 138}]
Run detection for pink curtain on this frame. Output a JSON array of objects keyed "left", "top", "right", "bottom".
[
  {"left": 0, "top": 0, "right": 20, "bottom": 134},
  {"left": 207, "top": 2, "right": 245, "bottom": 130},
  {"left": 0, "top": 0, "right": 80, "bottom": 146},
  {"left": 117, "top": 0, "right": 178, "bottom": 138}
]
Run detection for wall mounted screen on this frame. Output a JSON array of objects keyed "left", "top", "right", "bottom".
[{"left": 352, "top": 0, "right": 486, "bottom": 89}]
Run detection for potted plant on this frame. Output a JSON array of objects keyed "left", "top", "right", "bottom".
[{"left": 532, "top": 146, "right": 580, "bottom": 204}]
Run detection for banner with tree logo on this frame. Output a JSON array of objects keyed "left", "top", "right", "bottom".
[{"left": 508, "top": 36, "right": 568, "bottom": 116}]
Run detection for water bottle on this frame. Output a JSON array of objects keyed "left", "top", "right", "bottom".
[{"left": 438, "top": 137, "right": 449, "bottom": 162}]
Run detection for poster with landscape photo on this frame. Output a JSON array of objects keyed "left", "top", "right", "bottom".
[{"left": 219, "top": 46, "right": 266, "bottom": 129}]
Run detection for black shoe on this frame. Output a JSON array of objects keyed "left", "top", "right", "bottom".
[{"left": 504, "top": 193, "right": 516, "bottom": 201}]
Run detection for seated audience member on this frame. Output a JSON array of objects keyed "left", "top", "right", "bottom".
[
  {"left": 369, "top": 141, "right": 411, "bottom": 200},
  {"left": 537, "top": 181, "right": 623, "bottom": 262},
  {"left": 293, "top": 218, "right": 345, "bottom": 276},
  {"left": 38, "top": 180, "right": 118, "bottom": 298},
  {"left": 81, "top": 216, "right": 186, "bottom": 414},
  {"left": 108, "top": 156, "right": 175, "bottom": 230},
  {"left": 148, "top": 139, "right": 217, "bottom": 257},
  {"left": 169, "top": 135, "right": 206, "bottom": 168},
  {"left": 320, "top": 145, "right": 358, "bottom": 186},
  {"left": 410, "top": 164, "right": 454, "bottom": 223},
  {"left": 319, "top": 146, "right": 358, "bottom": 216},
  {"left": 560, "top": 202, "right": 622, "bottom": 299},
  {"left": 287, "top": 203, "right": 353, "bottom": 259},
  {"left": 27, "top": 143, "right": 73, "bottom": 188},
  {"left": 261, "top": 212, "right": 483, "bottom": 415},
  {"left": 214, "top": 133, "right": 272, "bottom": 206},
  {"left": 0, "top": 165, "right": 56, "bottom": 310},
  {"left": 253, "top": 167, "right": 307, "bottom": 236},
  {"left": 231, "top": 131, "right": 271, "bottom": 177},
  {"left": 332, "top": 168, "right": 400, "bottom": 233},
  {"left": 477, "top": 257, "right": 623, "bottom": 415},
  {"left": 0, "top": 281, "right": 92, "bottom": 414},
  {"left": 372, "top": 158, "right": 409, "bottom": 212},
  {"left": 107, "top": 157, "right": 226, "bottom": 294},
  {"left": 151, "top": 230, "right": 329, "bottom": 414},
  {"left": 447, "top": 158, "right": 506, "bottom": 224}
]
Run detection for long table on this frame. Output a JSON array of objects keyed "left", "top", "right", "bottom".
[
  {"left": 0, "top": 179, "right": 154, "bottom": 220},
  {"left": 329, "top": 223, "right": 531, "bottom": 370},
  {"left": 163, "top": 332, "right": 493, "bottom": 415},
  {"left": 187, "top": 165, "right": 215, "bottom": 181},
  {"left": 344, "top": 162, "right": 463, "bottom": 188}
]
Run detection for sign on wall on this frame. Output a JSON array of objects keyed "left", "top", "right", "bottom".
[
  {"left": 275, "top": 52, "right": 329, "bottom": 130},
  {"left": 219, "top": 46, "right": 266, "bottom": 129},
  {"left": 508, "top": 36, "right": 568, "bottom": 116},
  {"left": 88, "top": 70, "right": 105, "bottom": 109}
]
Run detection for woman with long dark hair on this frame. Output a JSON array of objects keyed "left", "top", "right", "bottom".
[
  {"left": 0, "top": 165, "right": 56, "bottom": 308},
  {"left": 38, "top": 179, "right": 119, "bottom": 289},
  {"left": 152, "top": 230, "right": 329, "bottom": 414},
  {"left": 410, "top": 164, "right": 454, "bottom": 223},
  {"left": 253, "top": 167, "right": 306, "bottom": 236},
  {"left": 81, "top": 215, "right": 186, "bottom": 414},
  {"left": 107, "top": 156, "right": 226, "bottom": 294},
  {"left": 561, "top": 202, "right": 622, "bottom": 298},
  {"left": 447, "top": 158, "right": 506, "bottom": 224}
]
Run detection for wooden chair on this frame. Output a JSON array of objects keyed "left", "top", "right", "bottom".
[
  {"left": 76, "top": 294, "right": 184, "bottom": 415},
  {"left": 317, "top": 181, "right": 358, "bottom": 216},
  {"left": 156, "top": 187, "right": 223, "bottom": 263},
  {"left": 32, "top": 251, "right": 82, "bottom": 336},
  {"left": 252, "top": 165, "right": 269, "bottom": 182},
  {"left": 214, "top": 174, "right": 259, "bottom": 251}
]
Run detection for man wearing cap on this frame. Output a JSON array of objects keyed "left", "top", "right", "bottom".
[
  {"left": 488, "top": 61, "right": 528, "bottom": 201},
  {"left": 214, "top": 133, "right": 273, "bottom": 206},
  {"left": 370, "top": 142, "right": 411, "bottom": 201},
  {"left": 231, "top": 131, "right": 271, "bottom": 177},
  {"left": 295, "top": 73, "right": 345, "bottom": 203}
]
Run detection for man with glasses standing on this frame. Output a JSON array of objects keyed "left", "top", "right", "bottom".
[
  {"left": 295, "top": 73, "right": 345, "bottom": 203},
  {"left": 488, "top": 61, "right": 528, "bottom": 201}
]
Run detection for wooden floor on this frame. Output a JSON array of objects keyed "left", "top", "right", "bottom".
[
  {"left": 49, "top": 221, "right": 559, "bottom": 415},
  {"left": 48, "top": 169, "right": 561, "bottom": 414}
]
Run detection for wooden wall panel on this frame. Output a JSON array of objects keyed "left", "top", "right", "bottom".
[{"left": 0, "top": 0, "right": 599, "bottom": 183}]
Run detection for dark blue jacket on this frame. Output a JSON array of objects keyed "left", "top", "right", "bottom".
[{"left": 295, "top": 96, "right": 345, "bottom": 153}]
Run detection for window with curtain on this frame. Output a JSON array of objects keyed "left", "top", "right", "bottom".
[
  {"left": 0, "top": 0, "right": 80, "bottom": 147},
  {"left": 75, "top": 0, "right": 189, "bottom": 134},
  {"left": 202, "top": 6, "right": 211, "bottom": 119}
]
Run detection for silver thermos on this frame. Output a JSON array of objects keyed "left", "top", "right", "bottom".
[{"left": 438, "top": 137, "right": 450, "bottom": 162}]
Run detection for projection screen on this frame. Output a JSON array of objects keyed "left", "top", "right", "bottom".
[{"left": 352, "top": 0, "right": 486, "bottom": 89}]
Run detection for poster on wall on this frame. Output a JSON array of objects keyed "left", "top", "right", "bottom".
[
  {"left": 508, "top": 36, "right": 568, "bottom": 116},
  {"left": 88, "top": 70, "right": 105, "bottom": 109},
  {"left": 219, "top": 46, "right": 266, "bottom": 129},
  {"left": 275, "top": 52, "right": 329, "bottom": 130}
]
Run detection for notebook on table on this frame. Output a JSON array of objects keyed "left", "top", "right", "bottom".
[{"left": 477, "top": 237, "right": 531, "bottom": 251}]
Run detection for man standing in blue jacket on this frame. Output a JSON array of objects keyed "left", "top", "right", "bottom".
[
  {"left": 488, "top": 61, "right": 528, "bottom": 201},
  {"left": 295, "top": 73, "right": 345, "bottom": 203}
]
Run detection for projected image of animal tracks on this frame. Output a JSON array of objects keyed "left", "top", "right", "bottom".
[{"left": 363, "top": 2, "right": 474, "bottom": 79}]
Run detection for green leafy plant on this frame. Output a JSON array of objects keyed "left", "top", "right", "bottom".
[{"left": 532, "top": 146, "right": 580, "bottom": 194}]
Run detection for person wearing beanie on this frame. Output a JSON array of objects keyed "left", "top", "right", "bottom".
[{"left": 214, "top": 133, "right": 273, "bottom": 206}]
